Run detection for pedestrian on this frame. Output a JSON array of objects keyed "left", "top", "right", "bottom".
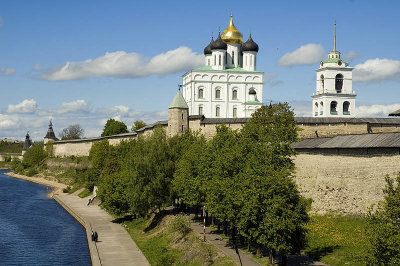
[
  {"left": 91, "top": 231, "right": 94, "bottom": 242},
  {"left": 94, "top": 231, "right": 98, "bottom": 242}
]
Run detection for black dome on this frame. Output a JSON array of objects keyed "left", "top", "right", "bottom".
[
  {"left": 249, "top": 88, "right": 256, "bottom": 95},
  {"left": 211, "top": 33, "right": 227, "bottom": 50},
  {"left": 204, "top": 38, "right": 213, "bottom": 55},
  {"left": 242, "top": 34, "right": 259, "bottom": 52}
]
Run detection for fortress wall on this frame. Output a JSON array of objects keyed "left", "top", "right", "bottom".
[
  {"left": 53, "top": 141, "right": 94, "bottom": 157},
  {"left": 293, "top": 153, "right": 400, "bottom": 215},
  {"left": 0, "top": 153, "right": 22, "bottom": 161},
  {"left": 298, "top": 123, "right": 400, "bottom": 138}
]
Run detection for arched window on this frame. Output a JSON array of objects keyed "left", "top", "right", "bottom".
[
  {"left": 320, "top": 74, "right": 325, "bottom": 91},
  {"left": 181, "top": 125, "right": 184, "bottom": 132},
  {"left": 198, "top": 88, "right": 204, "bottom": 99},
  {"left": 245, "top": 56, "right": 248, "bottom": 66},
  {"left": 335, "top": 74, "right": 343, "bottom": 93},
  {"left": 207, "top": 59, "right": 210, "bottom": 66},
  {"left": 320, "top": 101, "right": 324, "bottom": 115},
  {"left": 225, "top": 52, "right": 227, "bottom": 64},
  {"left": 250, "top": 56, "right": 253, "bottom": 66},
  {"left": 216, "top": 106, "right": 220, "bottom": 117},
  {"left": 215, "top": 88, "right": 221, "bottom": 99},
  {"left": 343, "top": 101, "right": 350, "bottom": 115},
  {"left": 198, "top": 105, "right": 203, "bottom": 115},
  {"left": 232, "top": 51, "right": 235, "bottom": 64},
  {"left": 314, "top": 102, "right": 319, "bottom": 116},
  {"left": 219, "top": 55, "right": 221, "bottom": 66},
  {"left": 214, "top": 55, "right": 216, "bottom": 65},
  {"left": 181, "top": 113, "right": 184, "bottom": 119},
  {"left": 330, "top": 101, "right": 338, "bottom": 115},
  {"left": 233, "top": 107, "right": 237, "bottom": 117},
  {"left": 232, "top": 89, "right": 238, "bottom": 100}
]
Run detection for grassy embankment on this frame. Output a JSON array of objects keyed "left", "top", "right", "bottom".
[
  {"left": 124, "top": 213, "right": 235, "bottom": 266},
  {"left": 305, "top": 215, "right": 369, "bottom": 266}
]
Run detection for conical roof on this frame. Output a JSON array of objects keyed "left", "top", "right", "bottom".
[
  {"left": 169, "top": 90, "right": 189, "bottom": 109},
  {"left": 221, "top": 14, "right": 243, "bottom": 44},
  {"left": 211, "top": 32, "right": 227, "bottom": 50},
  {"left": 44, "top": 120, "right": 57, "bottom": 139},
  {"left": 242, "top": 34, "right": 259, "bottom": 52},
  {"left": 204, "top": 36, "right": 213, "bottom": 55},
  {"left": 23, "top": 133, "right": 32, "bottom": 151}
]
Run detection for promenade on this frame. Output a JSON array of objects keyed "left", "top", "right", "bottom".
[{"left": 54, "top": 193, "right": 149, "bottom": 266}]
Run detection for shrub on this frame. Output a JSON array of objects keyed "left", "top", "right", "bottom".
[
  {"left": 23, "top": 143, "right": 47, "bottom": 168},
  {"left": 4, "top": 155, "right": 12, "bottom": 162},
  {"left": 63, "top": 186, "right": 72, "bottom": 193},
  {"left": 11, "top": 157, "right": 24, "bottom": 173},
  {"left": 26, "top": 168, "right": 38, "bottom": 177},
  {"left": 171, "top": 214, "right": 192, "bottom": 236}
]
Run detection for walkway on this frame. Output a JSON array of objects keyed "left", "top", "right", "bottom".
[
  {"left": 54, "top": 193, "right": 149, "bottom": 266},
  {"left": 190, "top": 220, "right": 326, "bottom": 266}
]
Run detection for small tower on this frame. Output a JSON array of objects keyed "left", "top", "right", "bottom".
[
  {"left": 168, "top": 89, "right": 189, "bottom": 137},
  {"left": 22, "top": 132, "right": 32, "bottom": 155},
  {"left": 242, "top": 33, "right": 259, "bottom": 71},
  {"left": 312, "top": 24, "right": 356, "bottom": 117},
  {"left": 44, "top": 120, "right": 57, "bottom": 145},
  {"left": 210, "top": 32, "right": 227, "bottom": 71}
]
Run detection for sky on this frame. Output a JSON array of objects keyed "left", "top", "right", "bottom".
[{"left": 1, "top": 0, "right": 400, "bottom": 140}]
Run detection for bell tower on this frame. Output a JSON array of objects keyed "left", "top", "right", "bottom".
[
  {"left": 167, "top": 89, "right": 189, "bottom": 137},
  {"left": 312, "top": 24, "right": 356, "bottom": 117}
]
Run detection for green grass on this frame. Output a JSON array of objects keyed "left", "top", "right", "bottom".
[
  {"left": 78, "top": 188, "right": 92, "bottom": 198},
  {"left": 305, "top": 215, "right": 369, "bottom": 265},
  {"left": 124, "top": 214, "right": 235, "bottom": 266}
]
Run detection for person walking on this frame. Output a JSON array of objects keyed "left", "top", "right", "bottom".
[
  {"left": 91, "top": 231, "right": 95, "bottom": 242},
  {"left": 94, "top": 231, "right": 98, "bottom": 242}
]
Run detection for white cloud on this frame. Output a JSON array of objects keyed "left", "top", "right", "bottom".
[
  {"left": 40, "top": 46, "right": 204, "bottom": 81},
  {"left": 0, "top": 67, "right": 16, "bottom": 76},
  {"left": 353, "top": 58, "right": 400, "bottom": 82},
  {"left": 58, "top": 99, "right": 90, "bottom": 114},
  {"left": 264, "top": 73, "right": 283, "bottom": 87},
  {"left": 33, "top": 63, "right": 41, "bottom": 71},
  {"left": 7, "top": 99, "right": 37, "bottom": 114},
  {"left": 0, "top": 114, "right": 19, "bottom": 129},
  {"left": 355, "top": 104, "right": 400, "bottom": 117},
  {"left": 278, "top": 43, "right": 325, "bottom": 66},
  {"left": 342, "top": 51, "right": 361, "bottom": 61},
  {"left": 101, "top": 105, "right": 130, "bottom": 116}
]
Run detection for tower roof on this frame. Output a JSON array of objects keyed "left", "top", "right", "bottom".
[
  {"left": 204, "top": 35, "right": 213, "bottom": 55},
  {"left": 23, "top": 132, "right": 32, "bottom": 151},
  {"left": 221, "top": 13, "right": 243, "bottom": 44},
  {"left": 169, "top": 90, "right": 189, "bottom": 109},
  {"left": 242, "top": 34, "right": 259, "bottom": 52},
  {"left": 211, "top": 32, "right": 227, "bottom": 50},
  {"left": 44, "top": 120, "right": 57, "bottom": 139}
]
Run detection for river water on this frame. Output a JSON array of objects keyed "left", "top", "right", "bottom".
[{"left": 0, "top": 170, "right": 91, "bottom": 266}]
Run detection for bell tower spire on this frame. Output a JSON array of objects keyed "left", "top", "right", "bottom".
[{"left": 333, "top": 23, "right": 336, "bottom": 51}]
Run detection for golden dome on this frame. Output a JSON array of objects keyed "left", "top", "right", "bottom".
[{"left": 221, "top": 14, "right": 243, "bottom": 44}]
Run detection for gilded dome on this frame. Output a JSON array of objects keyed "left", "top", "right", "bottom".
[{"left": 221, "top": 14, "right": 243, "bottom": 44}]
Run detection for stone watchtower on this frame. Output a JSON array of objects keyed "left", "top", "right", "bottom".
[
  {"left": 168, "top": 90, "right": 189, "bottom": 137},
  {"left": 22, "top": 132, "right": 32, "bottom": 155},
  {"left": 44, "top": 120, "right": 57, "bottom": 145}
]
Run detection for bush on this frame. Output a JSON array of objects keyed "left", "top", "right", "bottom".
[
  {"left": 23, "top": 143, "right": 47, "bottom": 168},
  {"left": 171, "top": 214, "right": 192, "bottom": 236},
  {"left": 4, "top": 155, "right": 12, "bottom": 162},
  {"left": 63, "top": 186, "right": 72, "bottom": 193},
  {"left": 26, "top": 168, "right": 38, "bottom": 177},
  {"left": 11, "top": 157, "right": 24, "bottom": 173}
]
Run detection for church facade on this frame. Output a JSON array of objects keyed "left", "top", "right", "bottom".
[
  {"left": 182, "top": 14, "right": 263, "bottom": 118},
  {"left": 312, "top": 24, "right": 356, "bottom": 117}
]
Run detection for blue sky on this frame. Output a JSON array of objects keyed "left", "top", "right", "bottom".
[{"left": 1, "top": 0, "right": 399, "bottom": 140}]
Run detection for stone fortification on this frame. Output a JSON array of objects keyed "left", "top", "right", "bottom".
[
  {"left": 0, "top": 153, "right": 22, "bottom": 161},
  {"left": 294, "top": 154, "right": 400, "bottom": 215}
]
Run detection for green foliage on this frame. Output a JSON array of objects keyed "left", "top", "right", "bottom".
[
  {"left": 26, "top": 167, "right": 38, "bottom": 177},
  {"left": 170, "top": 214, "right": 192, "bottom": 236},
  {"left": 0, "top": 140, "right": 23, "bottom": 153},
  {"left": 59, "top": 124, "right": 84, "bottom": 140},
  {"left": 22, "top": 143, "right": 47, "bottom": 168},
  {"left": 367, "top": 174, "right": 400, "bottom": 265},
  {"left": 132, "top": 120, "right": 146, "bottom": 131},
  {"left": 45, "top": 141, "right": 54, "bottom": 157},
  {"left": 3, "top": 155, "right": 12, "bottom": 162},
  {"left": 78, "top": 188, "right": 93, "bottom": 198},
  {"left": 101, "top": 118, "right": 129, "bottom": 137},
  {"left": 63, "top": 186, "right": 72, "bottom": 193},
  {"left": 10, "top": 157, "right": 24, "bottom": 173}
]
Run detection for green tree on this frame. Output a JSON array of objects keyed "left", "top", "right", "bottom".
[
  {"left": 22, "top": 143, "right": 47, "bottom": 167},
  {"left": 131, "top": 120, "right": 146, "bottom": 131},
  {"left": 238, "top": 103, "right": 308, "bottom": 264},
  {"left": 59, "top": 124, "right": 84, "bottom": 140},
  {"left": 367, "top": 174, "right": 400, "bottom": 265},
  {"left": 101, "top": 119, "right": 129, "bottom": 137}
]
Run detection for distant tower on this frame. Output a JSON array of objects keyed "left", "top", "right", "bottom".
[
  {"left": 167, "top": 89, "right": 189, "bottom": 137},
  {"left": 44, "top": 120, "right": 57, "bottom": 145},
  {"left": 312, "top": 24, "right": 356, "bottom": 117},
  {"left": 22, "top": 132, "right": 32, "bottom": 155}
]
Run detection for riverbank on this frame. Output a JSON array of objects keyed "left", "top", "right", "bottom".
[{"left": 5, "top": 171, "right": 67, "bottom": 197}]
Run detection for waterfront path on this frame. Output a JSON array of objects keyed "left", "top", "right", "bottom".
[{"left": 54, "top": 193, "right": 149, "bottom": 266}]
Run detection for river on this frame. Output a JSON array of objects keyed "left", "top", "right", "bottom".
[{"left": 0, "top": 169, "right": 91, "bottom": 265}]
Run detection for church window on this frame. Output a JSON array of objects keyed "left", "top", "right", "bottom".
[
  {"left": 335, "top": 74, "right": 343, "bottom": 93},
  {"left": 232, "top": 51, "right": 235, "bottom": 64},
  {"left": 198, "top": 88, "right": 204, "bottom": 99},
  {"left": 216, "top": 106, "right": 220, "bottom": 117},
  {"left": 219, "top": 55, "right": 221, "bottom": 66},
  {"left": 181, "top": 114, "right": 184, "bottom": 119},
  {"left": 215, "top": 88, "right": 221, "bottom": 99},
  {"left": 320, "top": 101, "right": 323, "bottom": 115},
  {"left": 314, "top": 102, "right": 319, "bottom": 116},
  {"left": 214, "top": 55, "right": 216, "bottom": 65},
  {"left": 320, "top": 74, "right": 325, "bottom": 91},
  {"left": 199, "top": 106, "right": 203, "bottom": 115},
  {"left": 208, "top": 59, "right": 210, "bottom": 65},
  {"left": 225, "top": 52, "right": 227, "bottom": 64},
  {"left": 330, "top": 101, "right": 338, "bottom": 115},
  {"left": 181, "top": 125, "right": 184, "bottom": 131},
  {"left": 250, "top": 56, "right": 253, "bottom": 66},
  {"left": 245, "top": 56, "right": 248, "bottom": 66},
  {"left": 232, "top": 89, "right": 238, "bottom": 100},
  {"left": 343, "top": 101, "right": 350, "bottom": 115},
  {"left": 233, "top": 107, "right": 237, "bottom": 117},
  {"left": 254, "top": 56, "right": 256, "bottom": 67}
]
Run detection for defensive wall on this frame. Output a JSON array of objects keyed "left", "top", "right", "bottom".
[
  {"left": 0, "top": 153, "right": 22, "bottom": 161},
  {"left": 47, "top": 116, "right": 400, "bottom": 215}
]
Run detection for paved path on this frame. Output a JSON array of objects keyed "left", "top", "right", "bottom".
[
  {"left": 190, "top": 219, "right": 326, "bottom": 266},
  {"left": 54, "top": 193, "right": 149, "bottom": 266}
]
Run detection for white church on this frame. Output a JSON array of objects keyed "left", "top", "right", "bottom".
[
  {"left": 182, "top": 14, "right": 263, "bottom": 118},
  {"left": 312, "top": 24, "right": 356, "bottom": 117}
]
